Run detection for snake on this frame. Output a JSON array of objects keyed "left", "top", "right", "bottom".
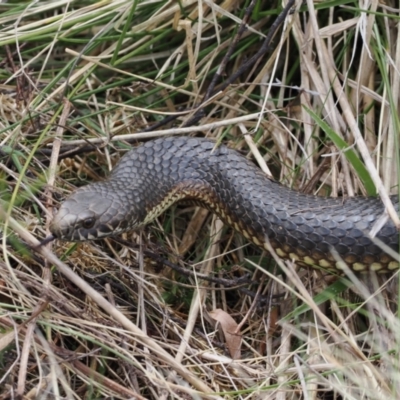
[{"left": 50, "top": 136, "right": 399, "bottom": 273}]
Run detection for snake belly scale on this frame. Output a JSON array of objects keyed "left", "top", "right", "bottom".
[{"left": 50, "top": 137, "right": 399, "bottom": 272}]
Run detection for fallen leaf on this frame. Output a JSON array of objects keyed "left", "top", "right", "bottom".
[{"left": 209, "top": 308, "right": 241, "bottom": 360}]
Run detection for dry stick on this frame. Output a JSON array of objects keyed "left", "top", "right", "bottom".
[
  {"left": 46, "top": 99, "right": 70, "bottom": 191},
  {"left": 137, "top": 231, "right": 156, "bottom": 388},
  {"left": 176, "top": 218, "right": 224, "bottom": 363},
  {"left": 1, "top": 313, "right": 149, "bottom": 398},
  {"left": 16, "top": 301, "right": 49, "bottom": 397},
  {"left": 235, "top": 273, "right": 265, "bottom": 333},
  {"left": 200, "top": 0, "right": 257, "bottom": 103},
  {"left": 0, "top": 209, "right": 219, "bottom": 399},
  {"left": 98, "top": 238, "right": 277, "bottom": 304},
  {"left": 44, "top": 100, "right": 70, "bottom": 249},
  {"left": 17, "top": 100, "right": 71, "bottom": 397},
  {"left": 142, "top": 0, "right": 295, "bottom": 131},
  {"left": 349, "top": 1, "right": 377, "bottom": 113},
  {"left": 70, "top": 359, "right": 147, "bottom": 399},
  {"left": 211, "top": 0, "right": 295, "bottom": 95},
  {"left": 24, "top": 375, "right": 52, "bottom": 399},
  {"left": 320, "top": 42, "right": 400, "bottom": 228},
  {"left": 216, "top": 28, "right": 292, "bottom": 154},
  {"left": 239, "top": 123, "right": 273, "bottom": 177},
  {"left": 158, "top": 218, "right": 224, "bottom": 400},
  {"left": 303, "top": 0, "right": 355, "bottom": 197},
  {"left": 5, "top": 44, "right": 24, "bottom": 103},
  {"left": 55, "top": 112, "right": 266, "bottom": 147},
  {"left": 270, "top": 1, "right": 317, "bottom": 179},
  {"left": 36, "top": 331, "right": 75, "bottom": 400},
  {"left": 383, "top": 20, "right": 400, "bottom": 191},
  {"left": 185, "top": 0, "right": 296, "bottom": 127}
]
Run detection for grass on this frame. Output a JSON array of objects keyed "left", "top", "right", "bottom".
[{"left": 0, "top": 0, "right": 399, "bottom": 398}]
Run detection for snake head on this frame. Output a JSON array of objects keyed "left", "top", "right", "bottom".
[{"left": 50, "top": 185, "right": 138, "bottom": 241}]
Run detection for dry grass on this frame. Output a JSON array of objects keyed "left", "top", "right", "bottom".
[{"left": 0, "top": 0, "right": 399, "bottom": 399}]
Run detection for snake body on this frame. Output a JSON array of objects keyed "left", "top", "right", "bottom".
[{"left": 50, "top": 137, "right": 399, "bottom": 272}]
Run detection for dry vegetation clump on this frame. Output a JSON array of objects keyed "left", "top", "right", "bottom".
[{"left": 0, "top": 0, "right": 399, "bottom": 398}]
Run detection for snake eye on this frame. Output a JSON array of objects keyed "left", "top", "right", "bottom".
[{"left": 82, "top": 217, "right": 95, "bottom": 229}]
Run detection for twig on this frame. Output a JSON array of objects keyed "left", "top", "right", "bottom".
[
  {"left": 0, "top": 205, "right": 219, "bottom": 398},
  {"left": 142, "top": 0, "right": 296, "bottom": 131},
  {"left": 203, "top": 0, "right": 257, "bottom": 103},
  {"left": 185, "top": 0, "right": 296, "bottom": 127},
  {"left": 113, "top": 238, "right": 281, "bottom": 306}
]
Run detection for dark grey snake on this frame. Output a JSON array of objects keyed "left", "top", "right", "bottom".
[{"left": 50, "top": 137, "right": 399, "bottom": 272}]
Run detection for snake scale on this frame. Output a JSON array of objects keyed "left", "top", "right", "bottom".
[{"left": 50, "top": 137, "right": 399, "bottom": 272}]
